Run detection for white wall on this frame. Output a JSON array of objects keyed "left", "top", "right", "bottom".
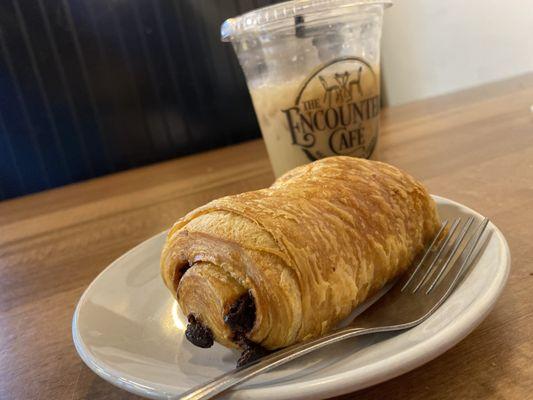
[{"left": 381, "top": 0, "right": 533, "bottom": 106}]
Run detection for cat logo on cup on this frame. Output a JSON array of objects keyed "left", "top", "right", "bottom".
[{"left": 281, "top": 57, "right": 380, "bottom": 161}]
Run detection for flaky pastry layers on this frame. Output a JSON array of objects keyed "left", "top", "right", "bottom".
[{"left": 161, "top": 157, "right": 440, "bottom": 359}]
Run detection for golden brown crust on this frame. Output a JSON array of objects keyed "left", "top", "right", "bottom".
[{"left": 161, "top": 156, "right": 440, "bottom": 350}]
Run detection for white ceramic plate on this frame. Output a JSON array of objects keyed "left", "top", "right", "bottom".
[{"left": 72, "top": 195, "right": 510, "bottom": 399}]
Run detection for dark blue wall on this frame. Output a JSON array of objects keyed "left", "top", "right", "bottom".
[{"left": 0, "top": 0, "right": 278, "bottom": 200}]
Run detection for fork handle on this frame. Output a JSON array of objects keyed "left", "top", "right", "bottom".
[{"left": 178, "top": 326, "right": 379, "bottom": 400}]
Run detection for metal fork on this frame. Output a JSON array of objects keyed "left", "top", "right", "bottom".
[{"left": 179, "top": 217, "right": 490, "bottom": 400}]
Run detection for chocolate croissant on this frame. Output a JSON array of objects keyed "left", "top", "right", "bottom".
[{"left": 161, "top": 156, "right": 440, "bottom": 365}]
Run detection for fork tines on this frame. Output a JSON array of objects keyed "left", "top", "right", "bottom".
[{"left": 401, "top": 216, "right": 490, "bottom": 294}]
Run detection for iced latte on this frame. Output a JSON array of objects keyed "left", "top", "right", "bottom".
[{"left": 222, "top": 0, "right": 390, "bottom": 176}]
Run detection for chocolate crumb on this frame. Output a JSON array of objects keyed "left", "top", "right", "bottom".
[
  {"left": 185, "top": 314, "right": 214, "bottom": 348},
  {"left": 224, "top": 291, "right": 256, "bottom": 334}
]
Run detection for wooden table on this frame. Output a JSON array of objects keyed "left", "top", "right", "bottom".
[{"left": 1, "top": 74, "right": 532, "bottom": 400}]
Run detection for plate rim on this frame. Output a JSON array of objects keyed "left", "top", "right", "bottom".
[{"left": 72, "top": 194, "right": 511, "bottom": 399}]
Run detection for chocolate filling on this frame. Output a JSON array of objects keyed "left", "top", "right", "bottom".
[
  {"left": 174, "top": 262, "right": 193, "bottom": 290},
  {"left": 181, "top": 262, "right": 193, "bottom": 275},
  {"left": 224, "top": 291, "right": 256, "bottom": 333},
  {"left": 185, "top": 314, "right": 214, "bottom": 348},
  {"left": 224, "top": 292, "right": 270, "bottom": 366},
  {"left": 183, "top": 289, "right": 269, "bottom": 364},
  {"left": 235, "top": 335, "right": 271, "bottom": 368}
]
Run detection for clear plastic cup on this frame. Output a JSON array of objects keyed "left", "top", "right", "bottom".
[{"left": 222, "top": 0, "right": 392, "bottom": 177}]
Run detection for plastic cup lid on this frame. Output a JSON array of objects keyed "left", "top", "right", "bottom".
[{"left": 221, "top": 0, "right": 392, "bottom": 42}]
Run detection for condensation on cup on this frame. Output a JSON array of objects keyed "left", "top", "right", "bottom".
[{"left": 222, "top": 0, "right": 392, "bottom": 177}]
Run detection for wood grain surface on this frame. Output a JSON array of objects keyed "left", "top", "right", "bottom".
[{"left": 1, "top": 74, "right": 532, "bottom": 400}]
